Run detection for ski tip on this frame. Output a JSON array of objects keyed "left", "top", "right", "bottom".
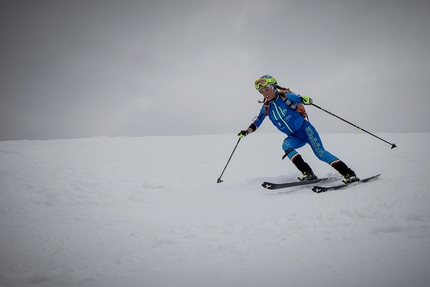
[
  {"left": 261, "top": 182, "right": 272, "bottom": 189},
  {"left": 312, "top": 187, "right": 323, "bottom": 193},
  {"left": 368, "top": 173, "right": 381, "bottom": 179}
]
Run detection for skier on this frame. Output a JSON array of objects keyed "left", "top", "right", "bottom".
[{"left": 238, "top": 75, "right": 359, "bottom": 183}]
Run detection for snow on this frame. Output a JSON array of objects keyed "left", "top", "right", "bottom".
[{"left": 1, "top": 133, "right": 429, "bottom": 287}]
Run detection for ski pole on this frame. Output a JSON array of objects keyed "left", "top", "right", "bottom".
[
  {"left": 217, "top": 137, "right": 241, "bottom": 183},
  {"left": 311, "top": 103, "right": 397, "bottom": 149}
]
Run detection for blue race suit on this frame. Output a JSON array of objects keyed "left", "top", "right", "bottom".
[{"left": 252, "top": 91, "right": 340, "bottom": 166}]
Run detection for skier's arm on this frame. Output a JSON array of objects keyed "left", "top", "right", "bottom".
[
  {"left": 286, "top": 91, "right": 313, "bottom": 105},
  {"left": 246, "top": 123, "right": 258, "bottom": 134},
  {"left": 238, "top": 106, "right": 266, "bottom": 138}
]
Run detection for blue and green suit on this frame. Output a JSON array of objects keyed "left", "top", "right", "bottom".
[{"left": 251, "top": 91, "right": 342, "bottom": 170}]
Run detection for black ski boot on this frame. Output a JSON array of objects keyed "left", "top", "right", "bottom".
[
  {"left": 332, "top": 161, "right": 359, "bottom": 183},
  {"left": 290, "top": 153, "right": 318, "bottom": 181},
  {"left": 299, "top": 170, "right": 318, "bottom": 181}
]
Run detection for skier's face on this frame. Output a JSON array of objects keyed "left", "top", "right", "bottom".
[{"left": 260, "top": 86, "right": 276, "bottom": 101}]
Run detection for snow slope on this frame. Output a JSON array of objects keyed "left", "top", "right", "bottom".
[{"left": 1, "top": 133, "right": 429, "bottom": 287}]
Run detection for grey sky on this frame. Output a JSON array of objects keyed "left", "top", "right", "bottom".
[{"left": 1, "top": 0, "right": 429, "bottom": 141}]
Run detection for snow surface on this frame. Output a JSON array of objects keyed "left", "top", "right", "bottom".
[{"left": 1, "top": 133, "right": 429, "bottom": 287}]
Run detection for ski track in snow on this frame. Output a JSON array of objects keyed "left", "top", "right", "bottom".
[{"left": 0, "top": 133, "right": 429, "bottom": 287}]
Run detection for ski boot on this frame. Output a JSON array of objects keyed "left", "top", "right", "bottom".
[
  {"left": 342, "top": 171, "right": 359, "bottom": 184},
  {"left": 299, "top": 170, "right": 318, "bottom": 181}
]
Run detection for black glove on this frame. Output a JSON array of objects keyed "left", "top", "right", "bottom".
[{"left": 238, "top": 130, "right": 248, "bottom": 138}]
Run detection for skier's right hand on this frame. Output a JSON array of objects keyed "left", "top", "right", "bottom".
[
  {"left": 238, "top": 130, "right": 248, "bottom": 138},
  {"left": 301, "top": 95, "right": 313, "bottom": 105}
]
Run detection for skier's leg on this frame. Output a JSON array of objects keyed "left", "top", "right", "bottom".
[
  {"left": 300, "top": 122, "right": 358, "bottom": 181},
  {"left": 282, "top": 137, "right": 316, "bottom": 180}
]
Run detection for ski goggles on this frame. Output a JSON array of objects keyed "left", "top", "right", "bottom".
[{"left": 254, "top": 78, "right": 271, "bottom": 91}]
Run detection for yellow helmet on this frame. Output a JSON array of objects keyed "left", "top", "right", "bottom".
[{"left": 254, "top": 75, "right": 277, "bottom": 92}]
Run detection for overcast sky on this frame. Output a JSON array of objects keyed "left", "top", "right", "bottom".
[{"left": 1, "top": 0, "right": 429, "bottom": 141}]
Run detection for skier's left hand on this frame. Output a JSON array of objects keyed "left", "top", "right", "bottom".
[
  {"left": 301, "top": 96, "right": 313, "bottom": 105},
  {"left": 238, "top": 130, "right": 248, "bottom": 138}
]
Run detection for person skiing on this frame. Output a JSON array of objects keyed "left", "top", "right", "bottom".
[{"left": 238, "top": 75, "right": 358, "bottom": 183}]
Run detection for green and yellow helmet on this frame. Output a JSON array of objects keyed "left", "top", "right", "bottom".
[{"left": 254, "top": 75, "right": 277, "bottom": 92}]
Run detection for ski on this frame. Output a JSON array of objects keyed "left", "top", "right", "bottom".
[
  {"left": 262, "top": 177, "right": 337, "bottom": 190},
  {"left": 312, "top": 174, "right": 381, "bottom": 193}
]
